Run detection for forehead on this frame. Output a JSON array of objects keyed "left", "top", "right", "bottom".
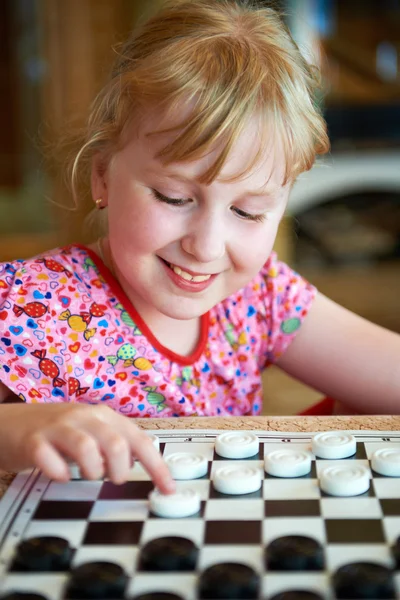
[{"left": 121, "top": 104, "right": 287, "bottom": 189}]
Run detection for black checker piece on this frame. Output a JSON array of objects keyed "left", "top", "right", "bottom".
[
  {"left": 10, "top": 536, "right": 73, "bottom": 572},
  {"left": 65, "top": 561, "right": 128, "bottom": 599},
  {"left": 269, "top": 592, "right": 323, "bottom": 600},
  {"left": 266, "top": 535, "right": 324, "bottom": 571},
  {"left": 138, "top": 536, "right": 198, "bottom": 571},
  {"left": 333, "top": 561, "right": 395, "bottom": 599},
  {"left": 198, "top": 562, "right": 260, "bottom": 599}
]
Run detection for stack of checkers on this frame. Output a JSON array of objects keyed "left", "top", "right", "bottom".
[{"left": 1, "top": 430, "right": 400, "bottom": 599}]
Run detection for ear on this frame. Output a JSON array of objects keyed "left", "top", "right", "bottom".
[{"left": 91, "top": 154, "right": 109, "bottom": 207}]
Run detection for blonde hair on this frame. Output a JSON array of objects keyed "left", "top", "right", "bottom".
[{"left": 71, "top": 0, "right": 329, "bottom": 207}]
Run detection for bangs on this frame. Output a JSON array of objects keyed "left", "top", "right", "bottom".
[
  {"left": 121, "top": 30, "right": 326, "bottom": 185},
  {"left": 69, "top": 0, "right": 329, "bottom": 207}
]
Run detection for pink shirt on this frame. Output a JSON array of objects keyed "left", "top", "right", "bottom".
[{"left": 0, "top": 245, "right": 316, "bottom": 416}]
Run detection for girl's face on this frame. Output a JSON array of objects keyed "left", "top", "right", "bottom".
[{"left": 92, "top": 111, "right": 290, "bottom": 322}]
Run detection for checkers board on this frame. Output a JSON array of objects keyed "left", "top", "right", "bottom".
[{"left": 1, "top": 429, "right": 400, "bottom": 600}]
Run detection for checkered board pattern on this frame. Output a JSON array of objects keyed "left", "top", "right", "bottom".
[{"left": 1, "top": 429, "right": 400, "bottom": 599}]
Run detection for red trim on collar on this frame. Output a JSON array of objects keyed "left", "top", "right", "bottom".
[{"left": 74, "top": 244, "right": 209, "bottom": 366}]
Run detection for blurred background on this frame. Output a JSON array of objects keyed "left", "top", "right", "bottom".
[{"left": 0, "top": 0, "right": 399, "bottom": 414}]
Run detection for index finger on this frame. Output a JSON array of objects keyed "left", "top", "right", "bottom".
[{"left": 129, "top": 429, "right": 176, "bottom": 494}]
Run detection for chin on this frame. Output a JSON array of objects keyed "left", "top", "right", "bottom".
[{"left": 160, "top": 299, "right": 213, "bottom": 321}]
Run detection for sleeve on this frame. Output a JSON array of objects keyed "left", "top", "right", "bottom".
[
  {"left": 0, "top": 258, "right": 69, "bottom": 404},
  {"left": 257, "top": 252, "right": 317, "bottom": 366}
]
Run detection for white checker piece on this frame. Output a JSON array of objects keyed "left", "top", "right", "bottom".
[
  {"left": 265, "top": 448, "right": 312, "bottom": 477},
  {"left": 213, "top": 464, "right": 262, "bottom": 495},
  {"left": 372, "top": 447, "right": 400, "bottom": 476},
  {"left": 312, "top": 431, "right": 356, "bottom": 459},
  {"left": 215, "top": 431, "right": 259, "bottom": 458},
  {"left": 4, "top": 429, "right": 400, "bottom": 600},
  {"left": 210, "top": 458, "right": 263, "bottom": 477},
  {"left": 363, "top": 441, "right": 400, "bottom": 459},
  {"left": 163, "top": 441, "right": 215, "bottom": 460},
  {"left": 149, "top": 487, "right": 201, "bottom": 518},
  {"left": 315, "top": 458, "right": 370, "bottom": 477},
  {"left": 165, "top": 451, "right": 208, "bottom": 480},
  {"left": 319, "top": 464, "right": 370, "bottom": 496}
]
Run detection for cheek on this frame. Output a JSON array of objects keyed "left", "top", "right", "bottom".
[
  {"left": 108, "top": 200, "right": 177, "bottom": 252},
  {"left": 234, "top": 222, "right": 279, "bottom": 270}
]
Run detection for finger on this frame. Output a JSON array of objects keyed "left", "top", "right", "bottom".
[
  {"left": 84, "top": 420, "right": 131, "bottom": 484},
  {"left": 127, "top": 429, "right": 176, "bottom": 494},
  {"left": 29, "top": 435, "right": 71, "bottom": 482},
  {"left": 48, "top": 427, "right": 105, "bottom": 481}
]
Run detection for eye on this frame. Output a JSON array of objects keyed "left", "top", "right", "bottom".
[
  {"left": 231, "top": 206, "right": 266, "bottom": 223},
  {"left": 151, "top": 189, "right": 190, "bottom": 206}
]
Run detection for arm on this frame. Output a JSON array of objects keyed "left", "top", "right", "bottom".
[
  {"left": 0, "top": 381, "right": 23, "bottom": 403},
  {"left": 0, "top": 381, "right": 8, "bottom": 402},
  {"left": 0, "top": 382, "right": 174, "bottom": 491},
  {"left": 277, "top": 292, "right": 400, "bottom": 414}
]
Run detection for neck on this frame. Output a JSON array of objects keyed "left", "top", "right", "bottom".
[{"left": 93, "top": 237, "right": 201, "bottom": 356}]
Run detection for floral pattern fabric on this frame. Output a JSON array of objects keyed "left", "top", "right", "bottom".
[{"left": 0, "top": 245, "right": 316, "bottom": 417}]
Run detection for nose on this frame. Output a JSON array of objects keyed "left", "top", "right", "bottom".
[{"left": 181, "top": 211, "right": 226, "bottom": 264}]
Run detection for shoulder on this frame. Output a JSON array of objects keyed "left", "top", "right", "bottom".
[
  {"left": 211, "top": 252, "right": 317, "bottom": 365},
  {"left": 0, "top": 245, "right": 110, "bottom": 404},
  {"left": 216, "top": 252, "right": 316, "bottom": 318},
  {"left": 1, "top": 245, "right": 92, "bottom": 288},
  {"left": 0, "top": 245, "right": 100, "bottom": 308}
]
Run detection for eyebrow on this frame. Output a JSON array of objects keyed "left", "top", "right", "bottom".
[{"left": 146, "top": 168, "right": 281, "bottom": 197}]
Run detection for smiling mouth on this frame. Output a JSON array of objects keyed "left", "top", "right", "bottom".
[{"left": 162, "top": 259, "right": 212, "bottom": 283}]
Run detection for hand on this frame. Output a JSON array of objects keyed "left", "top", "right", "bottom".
[{"left": 0, "top": 403, "right": 175, "bottom": 493}]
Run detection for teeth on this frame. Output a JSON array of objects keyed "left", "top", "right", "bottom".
[
  {"left": 192, "top": 274, "right": 211, "bottom": 282},
  {"left": 170, "top": 263, "right": 211, "bottom": 282}
]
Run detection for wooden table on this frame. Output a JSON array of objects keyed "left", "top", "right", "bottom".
[{"left": 1, "top": 414, "right": 399, "bottom": 500}]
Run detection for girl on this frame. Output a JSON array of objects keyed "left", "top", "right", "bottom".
[{"left": 0, "top": 0, "right": 399, "bottom": 488}]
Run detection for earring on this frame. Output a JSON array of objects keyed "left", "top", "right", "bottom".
[{"left": 95, "top": 198, "right": 105, "bottom": 210}]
